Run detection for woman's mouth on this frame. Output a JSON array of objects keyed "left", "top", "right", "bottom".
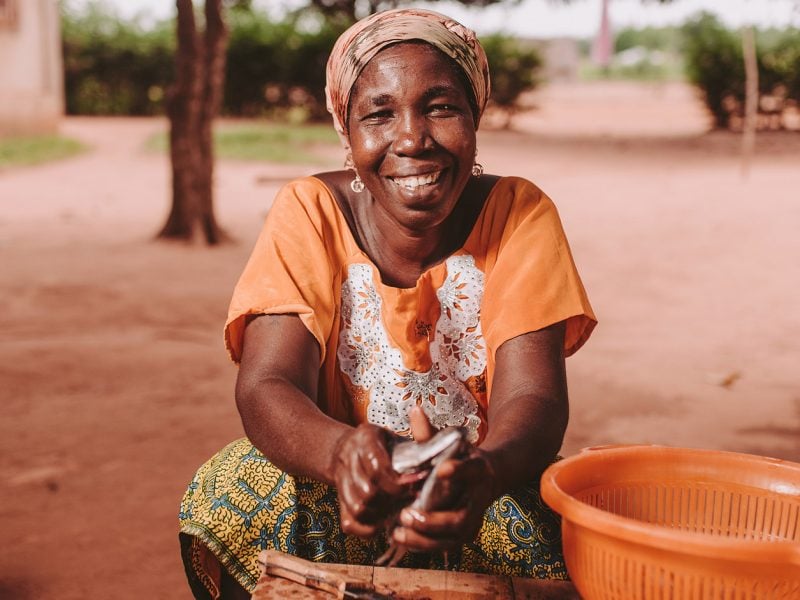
[{"left": 390, "top": 170, "right": 443, "bottom": 191}]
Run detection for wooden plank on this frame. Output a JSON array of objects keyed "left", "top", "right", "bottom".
[
  {"left": 444, "top": 570, "right": 514, "bottom": 599},
  {"left": 372, "top": 567, "right": 514, "bottom": 599},
  {"left": 252, "top": 563, "right": 580, "bottom": 599},
  {"left": 511, "top": 577, "right": 580, "bottom": 600},
  {"left": 373, "top": 567, "right": 449, "bottom": 599},
  {"left": 251, "top": 575, "right": 332, "bottom": 599}
]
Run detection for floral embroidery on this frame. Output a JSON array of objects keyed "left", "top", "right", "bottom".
[{"left": 336, "top": 256, "right": 487, "bottom": 442}]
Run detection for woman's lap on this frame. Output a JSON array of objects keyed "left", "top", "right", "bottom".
[{"left": 179, "top": 438, "right": 567, "bottom": 596}]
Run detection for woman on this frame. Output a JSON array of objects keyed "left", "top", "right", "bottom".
[{"left": 179, "top": 8, "right": 596, "bottom": 599}]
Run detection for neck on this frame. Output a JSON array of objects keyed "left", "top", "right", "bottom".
[{"left": 357, "top": 204, "right": 452, "bottom": 288}]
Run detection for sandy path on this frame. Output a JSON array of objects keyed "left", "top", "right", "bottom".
[{"left": 1, "top": 82, "right": 799, "bottom": 599}]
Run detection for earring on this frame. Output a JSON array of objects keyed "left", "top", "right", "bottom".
[
  {"left": 345, "top": 152, "right": 365, "bottom": 193},
  {"left": 472, "top": 150, "right": 484, "bottom": 177},
  {"left": 350, "top": 173, "right": 365, "bottom": 193}
]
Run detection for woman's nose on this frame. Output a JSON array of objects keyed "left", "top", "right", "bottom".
[{"left": 392, "top": 113, "right": 431, "bottom": 155}]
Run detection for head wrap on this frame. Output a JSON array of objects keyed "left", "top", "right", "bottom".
[{"left": 325, "top": 8, "right": 491, "bottom": 151}]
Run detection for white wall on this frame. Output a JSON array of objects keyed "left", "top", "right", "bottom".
[{"left": 0, "top": 0, "right": 64, "bottom": 136}]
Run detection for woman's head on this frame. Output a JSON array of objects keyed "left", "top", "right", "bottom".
[
  {"left": 324, "top": 9, "right": 492, "bottom": 233},
  {"left": 325, "top": 8, "right": 490, "bottom": 148}
]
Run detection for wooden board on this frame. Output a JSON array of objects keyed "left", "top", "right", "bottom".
[
  {"left": 251, "top": 564, "right": 579, "bottom": 599},
  {"left": 373, "top": 567, "right": 513, "bottom": 599}
]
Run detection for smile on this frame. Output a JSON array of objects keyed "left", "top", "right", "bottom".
[{"left": 390, "top": 171, "right": 442, "bottom": 191}]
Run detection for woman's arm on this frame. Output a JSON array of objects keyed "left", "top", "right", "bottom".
[
  {"left": 236, "top": 313, "right": 343, "bottom": 484},
  {"left": 481, "top": 318, "right": 568, "bottom": 495},
  {"left": 236, "top": 314, "right": 405, "bottom": 536},
  {"left": 392, "top": 320, "right": 568, "bottom": 550}
]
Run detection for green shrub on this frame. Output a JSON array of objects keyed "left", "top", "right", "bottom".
[
  {"left": 61, "top": 4, "right": 174, "bottom": 115},
  {"left": 682, "top": 13, "right": 744, "bottom": 129},
  {"left": 615, "top": 26, "right": 682, "bottom": 54},
  {"left": 480, "top": 34, "right": 542, "bottom": 126},
  {"left": 682, "top": 13, "right": 800, "bottom": 129},
  {"left": 224, "top": 11, "right": 346, "bottom": 119},
  {"left": 759, "top": 29, "right": 800, "bottom": 103},
  {"left": 61, "top": 6, "right": 543, "bottom": 123}
]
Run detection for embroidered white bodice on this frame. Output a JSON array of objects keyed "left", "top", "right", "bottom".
[{"left": 337, "top": 255, "right": 486, "bottom": 443}]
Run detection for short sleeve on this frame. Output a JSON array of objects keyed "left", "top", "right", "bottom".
[
  {"left": 224, "top": 179, "right": 337, "bottom": 364},
  {"left": 481, "top": 178, "right": 596, "bottom": 357}
]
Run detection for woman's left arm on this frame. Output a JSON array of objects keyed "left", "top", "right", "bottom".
[
  {"left": 393, "top": 320, "right": 568, "bottom": 551},
  {"left": 481, "top": 318, "right": 568, "bottom": 494}
]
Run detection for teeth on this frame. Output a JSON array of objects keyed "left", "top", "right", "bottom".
[{"left": 392, "top": 171, "right": 441, "bottom": 190}]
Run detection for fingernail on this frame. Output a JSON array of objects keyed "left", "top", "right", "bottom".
[{"left": 402, "top": 508, "right": 425, "bottom": 524}]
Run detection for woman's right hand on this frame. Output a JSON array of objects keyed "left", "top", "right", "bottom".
[{"left": 333, "top": 423, "right": 407, "bottom": 537}]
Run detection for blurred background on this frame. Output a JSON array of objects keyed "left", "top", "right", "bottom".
[{"left": 1, "top": 1, "right": 799, "bottom": 598}]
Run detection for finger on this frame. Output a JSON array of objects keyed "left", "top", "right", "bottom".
[
  {"left": 399, "top": 506, "right": 470, "bottom": 537},
  {"left": 339, "top": 501, "right": 380, "bottom": 538},
  {"left": 392, "top": 523, "right": 462, "bottom": 552},
  {"left": 339, "top": 452, "right": 384, "bottom": 520},
  {"left": 358, "top": 442, "right": 403, "bottom": 497},
  {"left": 435, "top": 454, "right": 490, "bottom": 485},
  {"left": 409, "top": 406, "right": 436, "bottom": 442}
]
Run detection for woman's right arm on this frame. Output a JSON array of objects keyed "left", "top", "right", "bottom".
[{"left": 235, "top": 313, "right": 404, "bottom": 536}]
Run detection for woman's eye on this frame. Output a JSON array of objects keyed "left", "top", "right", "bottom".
[
  {"left": 362, "top": 110, "right": 392, "bottom": 122},
  {"left": 429, "top": 104, "right": 460, "bottom": 116}
]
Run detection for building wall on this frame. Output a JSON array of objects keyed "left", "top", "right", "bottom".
[{"left": 0, "top": 0, "right": 64, "bottom": 136}]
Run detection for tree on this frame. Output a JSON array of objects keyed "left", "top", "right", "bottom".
[
  {"left": 308, "top": 0, "right": 675, "bottom": 21},
  {"left": 158, "top": 0, "right": 229, "bottom": 245},
  {"left": 308, "top": 0, "right": 523, "bottom": 21}
]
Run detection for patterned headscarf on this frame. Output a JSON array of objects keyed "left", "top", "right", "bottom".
[{"left": 325, "top": 8, "right": 491, "bottom": 150}]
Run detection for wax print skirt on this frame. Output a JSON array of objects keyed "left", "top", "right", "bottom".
[{"left": 178, "top": 438, "right": 567, "bottom": 598}]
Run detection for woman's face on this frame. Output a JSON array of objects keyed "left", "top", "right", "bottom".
[{"left": 347, "top": 42, "right": 477, "bottom": 232}]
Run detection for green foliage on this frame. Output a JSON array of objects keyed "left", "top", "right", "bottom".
[
  {"left": 0, "top": 135, "right": 87, "bottom": 168},
  {"left": 480, "top": 34, "right": 542, "bottom": 118},
  {"left": 60, "top": 3, "right": 346, "bottom": 120},
  {"left": 682, "top": 13, "right": 800, "bottom": 129},
  {"left": 682, "top": 13, "right": 744, "bottom": 128},
  {"left": 758, "top": 29, "right": 800, "bottom": 103},
  {"left": 61, "top": 4, "right": 543, "bottom": 122},
  {"left": 146, "top": 122, "right": 339, "bottom": 164},
  {"left": 224, "top": 10, "right": 347, "bottom": 119},
  {"left": 61, "top": 3, "right": 174, "bottom": 115},
  {"left": 615, "top": 25, "right": 682, "bottom": 54}
]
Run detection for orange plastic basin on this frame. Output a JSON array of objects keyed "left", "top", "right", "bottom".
[{"left": 541, "top": 445, "right": 800, "bottom": 599}]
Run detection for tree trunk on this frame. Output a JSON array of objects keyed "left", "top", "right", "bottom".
[
  {"left": 197, "top": 0, "right": 228, "bottom": 244},
  {"left": 159, "top": 0, "right": 229, "bottom": 245},
  {"left": 741, "top": 25, "right": 758, "bottom": 178}
]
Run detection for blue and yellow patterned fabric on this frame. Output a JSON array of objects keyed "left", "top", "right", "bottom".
[{"left": 179, "top": 438, "right": 567, "bottom": 596}]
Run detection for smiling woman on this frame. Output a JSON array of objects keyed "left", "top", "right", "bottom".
[{"left": 178, "top": 8, "right": 596, "bottom": 600}]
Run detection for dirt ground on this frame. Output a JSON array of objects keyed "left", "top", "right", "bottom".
[{"left": 1, "top": 81, "right": 799, "bottom": 599}]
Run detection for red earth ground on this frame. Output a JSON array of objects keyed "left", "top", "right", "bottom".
[{"left": 1, "top": 81, "right": 799, "bottom": 599}]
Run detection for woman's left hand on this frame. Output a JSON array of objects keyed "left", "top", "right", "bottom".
[
  {"left": 391, "top": 407, "right": 496, "bottom": 551},
  {"left": 391, "top": 448, "right": 496, "bottom": 551}
]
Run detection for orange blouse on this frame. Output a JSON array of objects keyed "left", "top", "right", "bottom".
[{"left": 225, "top": 176, "right": 596, "bottom": 443}]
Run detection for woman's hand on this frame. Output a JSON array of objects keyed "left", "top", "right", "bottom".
[
  {"left": 389, "top": 321, "right": 569, "bottom": 552},
  {"left": 390, "top": 406, "right": 497, "bottom": 552},
  {"left": 333, "top": 424, "right": 407, "bottom": 538},
  {"left": 391, "top": 446, "right": 497, "bottom": 552}
]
